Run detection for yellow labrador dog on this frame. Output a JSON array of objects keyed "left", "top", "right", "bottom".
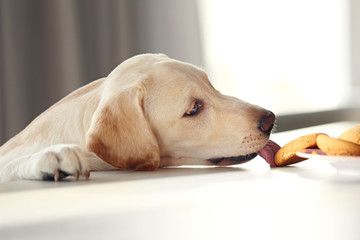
[{"left": 0, "top": 54, "right": 279, "bottom": 182}]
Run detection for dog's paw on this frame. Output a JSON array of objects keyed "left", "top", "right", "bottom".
[{"left": 32, "top": 144, "right": 95, "bottom": 181}]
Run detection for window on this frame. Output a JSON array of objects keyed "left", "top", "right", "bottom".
[{"left": 198, "top": 0, "right": 351, "bottom": 115}]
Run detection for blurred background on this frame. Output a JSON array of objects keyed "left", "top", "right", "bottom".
[{"left": 0, "top": 0, "right": 359, "bottom": 145}]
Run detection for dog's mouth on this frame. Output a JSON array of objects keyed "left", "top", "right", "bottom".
[
  {"left": 208, "top": 153, "right": 258, "bottom": 166},
  {"left": 208, "top": 140, "right": 280, "bottom": 167},
  {"left": 256, "top": 140, "right": 281, "bottom": 167}
]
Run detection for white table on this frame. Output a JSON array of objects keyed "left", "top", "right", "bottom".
[{"left": 1, "top": 121, "right": 359, "bottom": 240}]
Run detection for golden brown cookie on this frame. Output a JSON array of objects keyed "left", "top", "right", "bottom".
[
  {"left": 274, "top": 133, "right": 325, "bottom": 166},
  {"left": 317, "top": 134, "right": 360, "bottom": 156},
  {"left": 338, "top": 124, "right": 360, "bottom": 144}
]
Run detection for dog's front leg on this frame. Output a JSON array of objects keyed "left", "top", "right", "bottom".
[{"left": 0, "top": 144, "right": 98, "bottom": 182}]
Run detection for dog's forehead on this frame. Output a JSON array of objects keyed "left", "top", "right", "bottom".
[
  {"left": 144, "top": 60, "right": 216, "bottom": 112},
  {"left": 155, "top": 60, "right": 212, "bottom": 87}
]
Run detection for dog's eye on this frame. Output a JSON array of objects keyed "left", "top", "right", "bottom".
[{"left": 184, "top": 100, "right": 201, "bottom": 116}]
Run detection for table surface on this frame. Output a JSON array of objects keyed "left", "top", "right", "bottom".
[{"left": 1, "top": 121, "right": 360, "bottom": 240}]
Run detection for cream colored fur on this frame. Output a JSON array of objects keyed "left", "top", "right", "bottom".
[{"left": 0, "top": 54, "right": 271, "bottom": 182}]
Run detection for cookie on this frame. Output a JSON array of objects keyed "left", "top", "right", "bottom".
[
  {"left": 274, "top": 133, "right": 325, "bottom": 166},
  {"left": 317, "top": 134, "right": 360, "bottom": 156},
  {"left": 338, "top": 124, "right": 360, "bottom": 144}
]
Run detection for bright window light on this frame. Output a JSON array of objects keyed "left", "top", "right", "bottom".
[{"left": 198, "top": 0, "right": 351, "bottom": 115}]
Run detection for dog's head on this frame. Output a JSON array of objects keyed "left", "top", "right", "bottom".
[{"left": 86, "top": 54, "right": 275, "bottom": 170}]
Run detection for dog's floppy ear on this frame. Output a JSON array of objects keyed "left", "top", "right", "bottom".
[{"left": 86, "top": 83, "right": 160, "bottom": 170}]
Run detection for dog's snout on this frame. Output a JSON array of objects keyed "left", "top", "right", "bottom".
[{"left": 258, "top": 110, "right": 275, "bottom": 135}]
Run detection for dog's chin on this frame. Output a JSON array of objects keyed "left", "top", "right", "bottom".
[{"left": 208, "top": 152, "right": 258, "bottom": 166}]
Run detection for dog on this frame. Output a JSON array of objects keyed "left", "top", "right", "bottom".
[{"left": 0, "top": 54, "right": 278, "bottom": 182}]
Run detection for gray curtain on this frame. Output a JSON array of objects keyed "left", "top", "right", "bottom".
[{"left": 0, "top": 0, "right": 203, "bottom": 144}]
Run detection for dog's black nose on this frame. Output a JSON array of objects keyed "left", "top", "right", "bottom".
[{"left": 258, "top": 110, "right": 275, "bottom": 135}]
